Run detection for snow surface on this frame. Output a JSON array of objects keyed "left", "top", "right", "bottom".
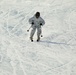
[{"left": 0, "top": 0, "right": 76, "bottom": 75}]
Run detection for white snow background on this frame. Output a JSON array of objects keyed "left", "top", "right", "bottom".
[{"left": 0, "top": 0, "right": 76, "bottom": 75}]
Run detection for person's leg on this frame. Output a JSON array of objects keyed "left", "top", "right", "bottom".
[
  {"left": 30, "top": 27, "right": 36, "bottom": 41},
  {"left": 37, "top": 27, "right": 42, "bottom": 41}
]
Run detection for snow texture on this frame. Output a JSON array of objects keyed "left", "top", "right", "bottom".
[{"left": 0, "top": 0, "right": 76, "bottom": 75}]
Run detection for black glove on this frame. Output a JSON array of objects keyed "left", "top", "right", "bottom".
[
  {"left": 32, "top": 22, "right": 34, "bottom": 25},
  {"left": 40, "top": 23, "right": 42, "bottom": 26}
]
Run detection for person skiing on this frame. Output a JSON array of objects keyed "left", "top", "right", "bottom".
[{"left": 29, "top": 12, "right": 45, "bottom": 42}]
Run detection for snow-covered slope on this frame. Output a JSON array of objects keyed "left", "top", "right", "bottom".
[{"left": 0, "top": 0, "right": 76, "bottom": 75}]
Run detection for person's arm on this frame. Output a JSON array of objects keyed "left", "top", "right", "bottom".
[
  {"left": 40, "top": 17, "right": 45, "bottom": 26},
  {"left": 29, "top": 17, "right": 34, "bottom": 25}
]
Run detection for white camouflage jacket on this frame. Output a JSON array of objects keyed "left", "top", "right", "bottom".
[{"left": 29, "top": 16, "right": 45, "bottom": 28}]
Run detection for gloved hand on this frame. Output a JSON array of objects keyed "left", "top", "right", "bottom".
[
  {"left": 40, "top": 23, "right": 42, "bottom": 26},
  {"left": 32, "top": 22, "right": 34, "bottom": 25}
]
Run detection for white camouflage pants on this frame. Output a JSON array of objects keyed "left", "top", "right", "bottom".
[{"left": 30, "top": 26, "right": 41, "bottom": 39}]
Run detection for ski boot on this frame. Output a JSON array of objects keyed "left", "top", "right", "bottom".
[
  {"left": 37, "top": 36, "right": 40, "bottom": 42},
  {"left": 30, "top": 37, "right": 33, "bottom": 42}
]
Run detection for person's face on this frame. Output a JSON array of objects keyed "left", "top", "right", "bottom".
[{"left": 35, "top": 14, "right": 40, "bottom": 18}]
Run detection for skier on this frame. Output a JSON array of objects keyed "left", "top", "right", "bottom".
[{"left": 29, "top": 12, "right": 45, "bottom": 42}]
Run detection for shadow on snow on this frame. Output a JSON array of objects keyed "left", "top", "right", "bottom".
[{"left": 40, "top": 40, "right": 70, "bottom": 45}]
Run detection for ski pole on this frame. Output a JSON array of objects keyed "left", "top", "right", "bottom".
[
  {"left": 41, "top": 35, "right": 43, "bottom": 37},
  {"left": 41, "top": 27, "right": 43, "bottom": 37},
  {"left": 27, "top": 26, "right": 32, "bottom": 32}
]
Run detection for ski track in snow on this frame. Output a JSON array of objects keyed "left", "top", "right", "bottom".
[{"left": 0, "top": 0, "right": 76, "bottom": 75}]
